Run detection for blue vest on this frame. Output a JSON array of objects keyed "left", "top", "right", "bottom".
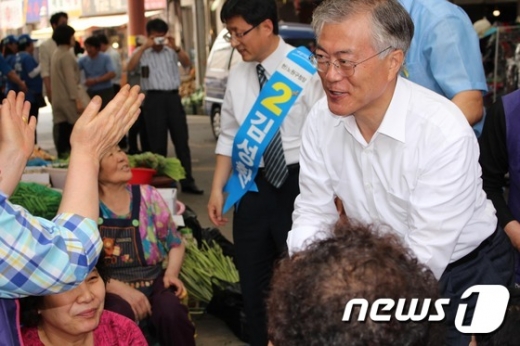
[
  {"left": 502, "top": 91, "right": 520, "bottom": 221},
  {"left": 0, "top": 299, "right": 21, "bottom": 345},
  {"left": 502, "top": 90, "right": 520, "bottom": 282}
]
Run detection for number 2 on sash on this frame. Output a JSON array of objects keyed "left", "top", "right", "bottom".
[{"left": 261, "top": 82, "right": 292, "bottom": 116}]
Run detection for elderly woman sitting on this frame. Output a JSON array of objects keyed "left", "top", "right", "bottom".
[
  {"left": 97, "top": 145, "right": 195, "bottom": 345},
  {"left": 20, "top": 262, "right": 147, "bottom": 345}
]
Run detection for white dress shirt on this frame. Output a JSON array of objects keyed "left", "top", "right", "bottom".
[
  {"left": 288, "top": 77, "right": 497, "bottom": 279},
  {"left": 215, "top": 38, "right": 324, "bottom": 165},
  {"left": 132, "top": 46, "right": 180, "bottom": 91}
]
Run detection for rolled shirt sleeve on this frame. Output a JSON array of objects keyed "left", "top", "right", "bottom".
[{"left": 0, "top": 193, "right": 102, "bottom": 298}]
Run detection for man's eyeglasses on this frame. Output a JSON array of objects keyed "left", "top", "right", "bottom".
[
  {"left": 223, "top": 23, "right": 260, "bottom": 43},
  {"left": 309, "top": 46, "right": 393, "bottom": 77}
]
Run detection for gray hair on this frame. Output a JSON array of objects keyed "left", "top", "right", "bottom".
[{"left": 311, "top": 0, "right": 414, "bottom": 56}]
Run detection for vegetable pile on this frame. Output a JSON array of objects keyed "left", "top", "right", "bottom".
[
  {"left": 9, "top": 182, "right": 62, "bottom": 219},
  {"left": 128, "top": 152, "right": 186, "bottom": 181},
  {"left": 180, "top": 238, "right": 239, "bottom": 304}
]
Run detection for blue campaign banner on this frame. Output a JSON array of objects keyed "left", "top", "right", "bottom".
[
  {"left": 222, "top": 46, "right": 317, "bottom": 213},
  {"left": 26, "top": 0, "right": 44, "bottom": 24}
]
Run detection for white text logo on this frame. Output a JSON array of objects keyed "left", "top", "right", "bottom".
[{"left": 342, "top": 285, "right": 509, "bottom": 333}]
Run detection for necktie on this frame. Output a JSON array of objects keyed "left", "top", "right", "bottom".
[{"left": 256, "top": 64, "right": 288, "bottom": 188}]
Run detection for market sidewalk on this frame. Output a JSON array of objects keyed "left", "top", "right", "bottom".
[{"left": 35, "top": 105, "right": 245, "bottom": 346}]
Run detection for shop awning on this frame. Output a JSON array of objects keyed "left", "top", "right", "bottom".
[{"left": 31, "top": 10, "right": 163, "bottom": 40}]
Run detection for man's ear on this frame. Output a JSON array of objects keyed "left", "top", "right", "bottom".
[
  {"left": 387, "top": 49, "right": 405, "bottom": 80},
  {"left": 261, "top": 19, "right": 274, "bottom": 35}
]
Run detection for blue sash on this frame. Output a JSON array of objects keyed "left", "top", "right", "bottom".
[{"left": 223, "top": 46, "right": 317, "bottom": 212}]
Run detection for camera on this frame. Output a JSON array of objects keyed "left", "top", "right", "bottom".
[{"left": 154, "top": 37, "right": 166, "bottom": 45}]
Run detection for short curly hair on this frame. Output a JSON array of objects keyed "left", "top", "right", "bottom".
[
  {"left": 267, "top": 218, "right": 443, "bottom": 346},
  {"left": 475, "top": 287, "right": 520, "bottom": 346}
]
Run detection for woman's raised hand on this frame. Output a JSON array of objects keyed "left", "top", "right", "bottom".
[
  {"left": 70, "top": 85, "right": 145, "bottom": 160},
  {"left": 0, "top": 91, "right": 36, "bottom": 161}
]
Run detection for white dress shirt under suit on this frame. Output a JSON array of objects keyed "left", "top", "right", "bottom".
[
  {"left": 288, "top": 77, "right": 496, "bottom": 279},
  {"left": 216, "top": 38, "right": 324, "bottom": 346},
  {"left": 215, "top": 38, "right": 323, "bottom": 163}
]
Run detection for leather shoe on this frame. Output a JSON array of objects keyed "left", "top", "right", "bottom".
[{"left": 181, "top": 182, "right": 204, "bottom": 195}]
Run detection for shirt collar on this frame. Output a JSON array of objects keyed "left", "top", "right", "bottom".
[
  {"left": 256, "top": 37, "right": 286, "bottom": 78},
  {"left": 342, "top": 76, "right": 409, "bottom": 144},
  {"left": 374, "top": 76, "right": 409, "bottom": 143}
]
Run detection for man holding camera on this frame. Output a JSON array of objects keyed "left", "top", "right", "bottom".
[{"left": 127, "top": 18, "right": 203, "bottom": 194}]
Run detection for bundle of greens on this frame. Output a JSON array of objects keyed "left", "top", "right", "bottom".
[
  {"left": 179, "top": 238, "right": 239, "bottom": 304},
  {"left": 9, "top": 182, "right": 62, "bottom": 220},
  {"left": 127, "top": 152, "right": 186, "bottom": 181}
]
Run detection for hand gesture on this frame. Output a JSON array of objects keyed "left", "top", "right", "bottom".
[
  {"left": 165, "top": 36, "right": 175, "bottom": 49},
  {"left": 70, "top": 84, "right": 144, "bottom": 160},
  {"left": 143, "top": 36, "right": 155, "bottom": 50},
  {"left": 505, "top": 220, "right": 520, "bottom": 250},
  {"left": 75, "top": 99, "right": 84, "bottom": 114},
  {"left": 117, "top": 283, "right": 152, "bottom": 321},
  {"left": 85, "top": 78, "right": 97, "bottom": 87},
  {"left": 208, "top": 190, "right": 229, "bottom": 227},
  {"left": 18, "top": 81, "right": 28, "bottom": 93},
  {"left": 163, "top": 272, "right": 187, "bottom": 299},
  {"left": 0, "top": 91, "right": 36, "bottom": 160}
]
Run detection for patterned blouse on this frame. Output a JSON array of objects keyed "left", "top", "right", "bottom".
[{"left": 99, "top": 184, "right": 182, "bottom": 266}]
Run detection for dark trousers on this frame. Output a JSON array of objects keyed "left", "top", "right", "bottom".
[
  {"left": 53, "top": 122, "right": 74, "bottom": 158},
  {"left": 104, "top": 275, "right": 195, "bottom": 346},
  {"left": 233, "top": 165, "right": 300, "bottom": 346},
  {"left": 439, "top": 225, "right": 514, "bottom": 346},
  {"left": 128, "top": 106, "right": 150, "bottom": 153},
  {"left": 29, "top": 100, "right": 39, "bottom": 143},
  {"left": 87, "top": 86, "right": 115, "bottom": 110},
  {"left": 113, "top": 83, "right": 121, "bottom": 94},
  {"left": 142, "top": 90, "right": 194, "bottom": 182}
]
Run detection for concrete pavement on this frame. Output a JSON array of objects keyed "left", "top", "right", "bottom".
[{"left": 35, "top": 105, "right": 245, "bottom": 346}]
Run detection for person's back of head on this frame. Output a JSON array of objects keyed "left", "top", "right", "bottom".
[
  {"left": 52, "top": 25, "right": 75, "bottom": 46},
  {"left": 267, "top": 218, "right": 443, "bottom": 346},
  {"left": 97, "top": 34, "right": 109, "bottom": 47},
  {"left": 146, "top": 18, "right": 169, "bottom": 35},
  {"left": 1, "top": 35, "right": 18, "bottom": 56},
  {"left": 17, "top": 34, "right": 36, "bottom": 52},
  {"left": 311, "top": 0, "right": 413, "bottom": 55},
  {"left": 220, "top": 0, "right": 279, "bottom": 35},
  {"left": 50, "top": 12, "right": 68, "bottom": 29},
  {"left": 74, "top": 40, "right": 85, "bottom": 56},
  {"left": 475, "top": 287, "right": 520, "bottom": 346}
]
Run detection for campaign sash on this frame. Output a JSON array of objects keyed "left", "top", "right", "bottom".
[{"left": 223, "top": 46, "right": 317, "bottom": 213}]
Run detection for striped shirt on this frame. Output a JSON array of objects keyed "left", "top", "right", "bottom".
[
  {"left": 0, "top": 192, "right": 102, "bottom": 298},
  {"left": 133, "top": 46, "right": 180, "bottom": 91}
]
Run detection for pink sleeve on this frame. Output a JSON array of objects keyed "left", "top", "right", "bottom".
[
  {"left": 118, "top": 316, "right": 148, "bottom": 345},
  {"left": 21, "top": 327, "right": 44, "bottom": 345},
  {"left": 95, "top": 311, "right": 148, "bottom": 345}
]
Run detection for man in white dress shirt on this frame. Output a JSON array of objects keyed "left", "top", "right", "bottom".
[{"left": 287, "top": 0, "right": 514, "bottom": 345}]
